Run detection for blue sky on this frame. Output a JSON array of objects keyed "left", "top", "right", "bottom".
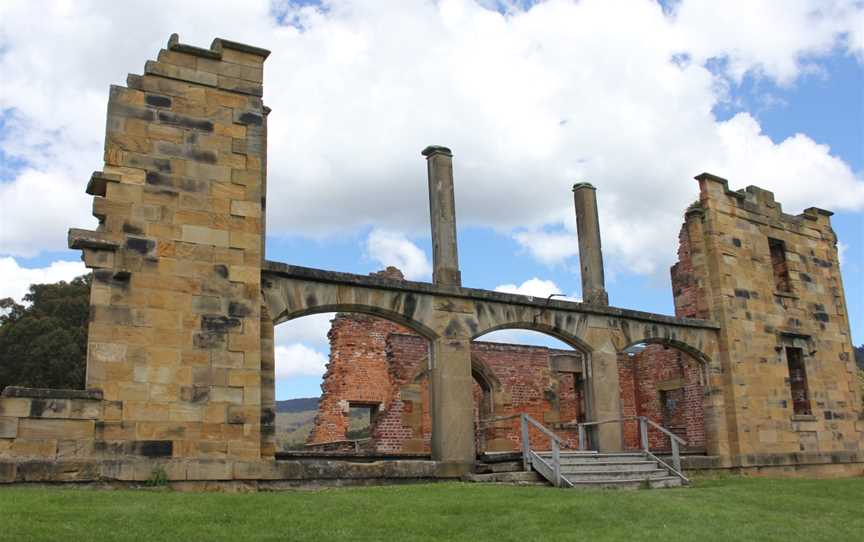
[{"left": 0, "top": 0, "right": 862, "bottom": 400}]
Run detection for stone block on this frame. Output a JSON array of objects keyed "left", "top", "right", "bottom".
[
  {"left": 0, "top": 398, "right": 31, "bottom": 418},
  {"left": 18, "top": 419, "right": 94, "bottom": 440},
  {"left": 209, "top": 386, "right": 243, "bottom": 404},
  {"left": 182, "top": 225, "right": 229, "bottom": 247},
  {"left": 11, "top": 439, "right": 59, "bottom": 458},
  {"left": 0, "top": 418, "right": 18, "bottom": 439},
  {"left": 186, "top": 459, "right": 232, "bottom": 480},
  {"left": 226, "top": 406, "right": 257, "bottom": 424},
  {"left": 123, "top": 402, "right": 169, "bottom": 422}
]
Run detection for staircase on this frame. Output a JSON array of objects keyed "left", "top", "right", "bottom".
[
  {"left": 532, "top": 451, "right": 685, "bottom": 489},
  {"left": 467, "top": 414, "right": 690, "bottom": 489}
]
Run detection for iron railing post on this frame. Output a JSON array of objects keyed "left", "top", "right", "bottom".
[
  {"left": 671, "top": 437, "right": 681, "bottom": 474},
  {"left": 521, "top": 414, "right": 530, "bottom": 471},
  {"left": 552, "top": 439, "right": 561, "bottom": 487},
  {"left": 639, "top": 417, "right": 649, "bottom": 452}
]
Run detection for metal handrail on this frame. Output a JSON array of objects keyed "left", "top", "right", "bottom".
[
  {"left": 569, "top": 415, "right": 689, "bottom": 484},
  {"left": 520, "top": 413, "right": 566, "bottom": 487}
]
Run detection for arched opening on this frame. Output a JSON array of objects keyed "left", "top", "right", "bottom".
[
  {"left": 618, "top": 340, "right": 708, "bottom": 453},
  {"left": 469, "top": 328, "right": 590, "bottom": 454},
  {"left": 271, "top": 308, "right": 436, "bottom": 456}
]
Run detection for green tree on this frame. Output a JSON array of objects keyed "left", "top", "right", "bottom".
[{"left": 0, "top": 275, "right": 91, "bottom": 393}]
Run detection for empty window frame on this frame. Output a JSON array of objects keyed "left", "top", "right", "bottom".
[
  {"left": 768, "top": 238, "right": 792, "bottom": 293},
  {"left": 347, "top": 403, "right": 378, "bottom": 440},
  {"left": 785, "top": 347, "right": 811, "bottom": 416}
]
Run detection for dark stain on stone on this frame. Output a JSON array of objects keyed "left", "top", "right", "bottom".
[
  {"left": 29, "top": 399, "right": 46, "bottom": 417},
  {"left": 305, "top": 293, "right": 317, "bottom": 308},
  {"left": 734, "top": 289, "right": 751, "bottom": 299},
  {"left": 466, "top": 318, "right": 478, "bottom": 336},
  {"left": 202, "top": 315, "right": 242, "bottom": 332},
  {"left": 403, "top": 293, "right": 417, "bottom": 320},
  {"left": 194, "top": 331, "right": 225, "bottom": 349},
  {"left": 122, "top": 222, "right": 144, "bottom": 235},
  {"left": 145, "top": 94, "right": 172, "bottom": 108},
  {"left": 732, "top": 238, "right": 742, "bottom": 247},
  {"left": 135, "top": 440, "right": 173, "bottom": 457},
  {"left": 229, "top": 302, "right": 251, "bottom": 317},
  {"left": 157, "top": 111, "right": 214, "bottom": 132},
  {"left": 187, "top": 149, "right": 217, "bottom": 164},
  {"left": 213, "top": 265, "right": 229, "bottom": 278},
  {"left": 444, "top": 319, "right": 463, "bottom": 338},
  {"left": 261, "top": 408, "right": 276, "bottom": 425},
  {"left": 238, "top": 112, "right": 263, "bottom": 126},
  {"left": 126, "top": 237, "right": 154, "bottom": 254},
  {"left": 813, "top": 312, "right": 830, "bottom": 323}
]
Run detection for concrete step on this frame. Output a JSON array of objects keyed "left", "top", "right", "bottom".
[
  {"left": 558, "top": 461, "right": 661, "bottom": 474},
  {"left": 473, "top": 460, "right": 523, "bottom": 474},
  {"left": 536, "top": 454, "right": 649, "bottom": 465},
  {"left": 562, "top": 469, "right": 670, "bottom": 481},
  {"left": 463, "top": 471, "right": 546, "bottom": 485},
  {"left": 566, "top": 476, "right": 684, "bottom": 490}
]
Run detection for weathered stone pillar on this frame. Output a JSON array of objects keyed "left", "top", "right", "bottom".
[
  {"left": 423, "top": 146, "right": 461, "bottom": 287},
  {"left": 573, "top": 183, "right": 608, "bottom": 305},
  {"left": 589, "top": 349, "right": 624, "bottom": 451},
  {"left": 430, "top": 334, "right": 475, "bottom": 473}
]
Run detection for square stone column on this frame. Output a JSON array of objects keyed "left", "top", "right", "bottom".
[{"left": 430, "top": 335, "right": 475, "bottom": 473}]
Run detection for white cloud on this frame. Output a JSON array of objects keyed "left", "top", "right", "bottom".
[
  {"left": 838, "top": 241, "right": 848, "bottom": 267},
  {"left": 275, "top": 343, "right": 329, "bottom": 379},
  {"left": 275, "top": 312, "right": 334, "bottom": 351},
  {"left": 0, "top": 0, "right": 861, "bottom": 278},
  {"left": 365, "top": 229, "right": 431, "bottom": 280},
  {"left": 513, "top": 230, "right": 579, "bottom": 266},
  {"left": 670, "top": 0, "right": 864, "bottom": 84},
  {"left": 0, "top": 257, "right": 87, "bottom": 303},
  {"left": 478, "top": 328, "right": 575, "bottom": 349},
  {"left": 494, "top": 277, "right": 562, "bottom": 298}
]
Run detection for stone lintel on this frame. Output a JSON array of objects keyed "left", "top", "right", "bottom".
[
  {"left": 803, "top": 206, "right": 834, "bottom": 218},
  {"left": 85, "top": 171, "right": 121, "bottom": 197},
  {"left": 166, "top": 33, "right": 271, "bottom": 61},
  {"left": 1, "top": 386, "right": 103, "bottom": 401},
  {"left": 68, "top": 228, "right": 120, "bottom": 251},
  {"left": 211, "top": 38, "right": 271, "bottom": 60},
  {"left": 262, "top": 261, "right": 721, "bottom": 331},
  {"left": 421, "top": 145, "right": 452, "bottom": 158}
]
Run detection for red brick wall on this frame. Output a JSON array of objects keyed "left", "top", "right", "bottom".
[
  {"left": 306, "top": 313, "right": 411, "bottom": 445},
  {"left": 618, "top": 345, "right": 705, "bottom": 452}
]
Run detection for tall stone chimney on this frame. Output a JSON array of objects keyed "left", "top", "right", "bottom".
[
  {"left": 422, "top": 145, "right": 461, "bottom": 287},
  {"left": 573, "top": 182, "right": 609, "bottom": 305}
]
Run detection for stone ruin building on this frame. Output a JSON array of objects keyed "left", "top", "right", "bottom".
[
  {"left": 0, "top": 35, "right": 860, "bottom": 488},
  {"left": 305, "top": 284, "right": 705, "bottom": 457}
]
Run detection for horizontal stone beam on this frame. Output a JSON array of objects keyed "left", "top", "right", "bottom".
[{"left": 262, "top": 260, "right": 720, "bottom": 331}]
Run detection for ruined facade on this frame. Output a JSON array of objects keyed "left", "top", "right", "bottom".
[
  {"left": 0, "top": 35, "right": 860, "bottom": 486},
  {"left": 305, "top": 310, "right": 704, "bottom": 455}
]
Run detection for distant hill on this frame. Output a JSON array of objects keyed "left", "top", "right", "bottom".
[
  {"left": 273, "top": 397, "right": 371, "bottom": 451},
  {"left": 275, "top": 397, "right": 318, "bottom": 413}
]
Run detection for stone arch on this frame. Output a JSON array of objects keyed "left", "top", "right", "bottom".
[
  {"left": 620, "top": 337, "right": 712, "bottom": 368},
  {"left": 470, "top": 322, "right": 593, "bottom": 355},
  {"left": 617, "top": 338, "right": 710, "bottom": 452},
  {"left": 273, "top": 303, "right": 439, "bottom": 342}
]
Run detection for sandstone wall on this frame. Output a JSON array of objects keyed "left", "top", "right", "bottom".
[{"left": 674, "top": 174, "right": 864, "bottom": 464}]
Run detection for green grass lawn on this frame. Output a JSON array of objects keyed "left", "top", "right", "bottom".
[{"left": 0, "top": 477, "right": 862, "bottom": 541}]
